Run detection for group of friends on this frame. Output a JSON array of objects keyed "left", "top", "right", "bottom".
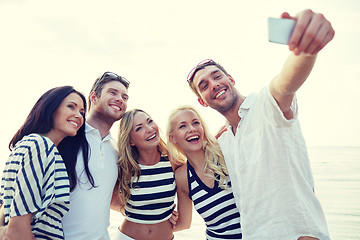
[{"left": 0, "top": 9, "right": 335, "bottom": 240}]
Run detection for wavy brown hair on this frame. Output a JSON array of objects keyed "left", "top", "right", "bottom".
[
  {"left": 9, "top": 86, "right": 93, "bottom": 191},
  {"left": 116, "top": 109, "right": 168, "bottom": 211}
]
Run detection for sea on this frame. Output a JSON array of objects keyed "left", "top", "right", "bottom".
[
  {"left": 108, "top": 147, "right": 360, "bottom": 240},
  {"left": 1, "top": 146, "right": 359, "bottom": 239}
]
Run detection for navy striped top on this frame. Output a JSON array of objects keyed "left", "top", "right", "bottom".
[
  {"left": 125, "top": 156, "right": 176, "bottom": 224},
  {"left": 187, "top": 161, "right": 242, "bottom": 239},
  {"left": 0, "top": 134, "right": 70, "bottom": 240}
]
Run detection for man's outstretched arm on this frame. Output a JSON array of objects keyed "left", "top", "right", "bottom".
[{"left": 270, "top": 9, "right": 335, "bottom": 119}]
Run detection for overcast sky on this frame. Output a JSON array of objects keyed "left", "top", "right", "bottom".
[{"left": 1, "top": 0, "right": 359, "bottom": 163}]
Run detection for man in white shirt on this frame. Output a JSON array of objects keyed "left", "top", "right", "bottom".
[
  {"left": 0, "top": 72, "right": 129, "bottom": 240},
  {"left": 186, "top": 9, "right": 334, "bottom": 240},
  {"left": 62, "top": 72, "right": 130, "bottom": 240}
]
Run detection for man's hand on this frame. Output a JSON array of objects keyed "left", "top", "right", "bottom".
[
  {"left": 282, "top": 9, "right": 335, "bottom": 55},
  {"left": 168, "top": 204, "right": 179, "bottom": 229}
]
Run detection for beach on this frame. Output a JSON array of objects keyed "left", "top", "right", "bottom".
[
  {"left": 0, "top": 146, "right": 359, "bottom": 239},
  {"left": 308, "top": 147, "right": 360, "bottom": 239},
  {"left": 108, "top": 147, "right": 360, "bottom": 240}
]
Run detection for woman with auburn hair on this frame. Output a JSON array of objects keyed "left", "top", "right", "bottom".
[
  {"left": 112, "top": 109, "right": 179, "bottom": 240},
  {"left": 166, "top": 106, "right": 242, "bottom": 239},
  {"left": 0, "top": 86, "right": 88, "bottom": 240}
]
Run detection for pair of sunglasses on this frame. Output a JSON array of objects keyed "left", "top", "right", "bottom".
[
  {"left": 99, "top": 71, "right": 130, "bottom": 86},
  {"left": 186, "top": 59, "right": 215, "bottom": 83}
]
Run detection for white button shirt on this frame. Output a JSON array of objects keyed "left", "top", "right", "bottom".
[
  {"left": 62, "top": 123, "right": 118, "bottom": 240},
  {"left": 218, "top": 86, "right": 330, "bottom": 240}
]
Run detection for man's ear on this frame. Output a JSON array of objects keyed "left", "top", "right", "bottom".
[
  {"left": 89, "top": 92, "right": 98, "bottom": 105},
  {"left": 228, "top": 74, "right": 235, "bottom": 85},
  {"left": 198, "top": 98, "right": 209, "bottom": 107}
]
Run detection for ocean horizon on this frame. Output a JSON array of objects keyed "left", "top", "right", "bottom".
[
  {"left": 108, "top": 146, "right": 360, "bottom": 240},
  {"left": 1, "top": 146, "right": 359, "bottom": 239}
]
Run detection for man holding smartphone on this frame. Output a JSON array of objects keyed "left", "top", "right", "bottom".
[{"left": 186, "top": 9, "right": 334, "bottom": 240}]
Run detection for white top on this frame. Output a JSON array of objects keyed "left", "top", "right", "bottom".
[
  {"left": 62, "top": 123, "right": 118, "bottom": 240},
  {"left": 1, "top": 134, "right": 70, "bottom": 239},
  {"left": 218, "top": 86, "right": 330, "bottom": 240}
]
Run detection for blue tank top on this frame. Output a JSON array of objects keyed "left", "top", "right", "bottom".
[
  {"left": 125, "top": 156, "right": 176, "bottom": 224},
  {"left": 187, "top": 161, "right": 242, "bottom": 239}
]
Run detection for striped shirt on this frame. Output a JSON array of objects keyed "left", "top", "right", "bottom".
[
  {"left": 187, "top": 161, "right": 242, "bottom": 240},
  {"left": 1, "top": 134, "right": 70, "bottom": 240},
  {"left": 125, "top": 156, "right": 176, "bottom": 224}
]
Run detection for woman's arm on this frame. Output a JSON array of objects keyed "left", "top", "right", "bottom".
[
  {"left": 0, "top": 205, "right": 7, "bottom": 240},
  {"left": 110, "top": 186, "right": 125, "bottom": 215},
  {"left": 173, "top": 165, "right": 193, "bottom": 232},
  {"left": 0, "top": 205, "right": 4, "bottom": 226},
  {"left": 6, "top": 214, "right": 33, "bottom": 240}
]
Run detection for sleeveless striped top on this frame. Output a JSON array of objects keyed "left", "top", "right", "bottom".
[
  {"left": 187, "top": 161, "right": 242, "bottom": 239},
  {"left": 1, "top": 134, "right": 70, "bottom": 239},
  {"left": 125, "top": 156, "right": 176, "bottom": 224}
]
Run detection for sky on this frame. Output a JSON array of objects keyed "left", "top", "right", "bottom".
[{"left": 0, "top": 0, "right": 359, "bottom": 162}]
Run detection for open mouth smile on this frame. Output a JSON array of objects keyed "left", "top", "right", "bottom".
[
  {"left": 68, "top": 120, "right": 79, "bottom": 128},
  {"left": 146, "top": 133, "right": 157, "bottom": 141},
  {"left": 186, "top": 135, "right": 200, "bottom": 143},
  {"left": 214, "top": 89, "right": 226, "bottom": 99},
  {"left": 110, "top": 104, "right": 121, "bottom": 111}
]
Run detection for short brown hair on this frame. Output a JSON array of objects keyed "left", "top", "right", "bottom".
[
  {"left": 187, "top": 60, "right": 229, "bottom": 98},
  {"left": 88, "top": 72, "right": 129, "bottom": 109}
]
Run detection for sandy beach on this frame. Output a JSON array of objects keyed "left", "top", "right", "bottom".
[{"left": 108, "top": 147, "right": 360, "bottom": 240}]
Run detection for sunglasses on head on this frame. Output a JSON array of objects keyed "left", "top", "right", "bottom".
[
  {"left": 98, "top": 71, "right": 130, "bottom": 86},
  {"left": 187, "top": 59, "right": 215, "bottom": 83}
]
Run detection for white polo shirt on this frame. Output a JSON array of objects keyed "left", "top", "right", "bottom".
[
  {"left": 62, "top": 123, "right": 118, "bottom": 240},
  {"left": 218, "top": 86, "right": 330, "bottom": 240}
]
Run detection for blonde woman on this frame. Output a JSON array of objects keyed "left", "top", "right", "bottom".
[
  {"left": 167, "top": 106, "right": 242, "bottom": 239},
  {"left": 113, "top": 109, "right": 178, "bottom": 240}
]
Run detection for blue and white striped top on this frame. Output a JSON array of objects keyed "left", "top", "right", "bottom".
[
  {"left": 125, "top": 156, "right": 176, "bottom": 224},
  {"left": 0, "top": 134, "right": 70, "bottom": 240},
  {"left": 187, "top": 161, "right": 242, "bottom": 240}
]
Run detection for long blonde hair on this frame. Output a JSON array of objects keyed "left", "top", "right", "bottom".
[
  {"left": 116, "top": 109, "right": 168, "bottom": 209},
  {"left": 166, "top": 106, "right": 229, "bottom": 188}
]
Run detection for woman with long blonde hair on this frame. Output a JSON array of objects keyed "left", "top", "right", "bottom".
[
  {"left": 167, "top": 106, "right": 242, "bottom": 239},
  {"left": 113, "top": 109, "right": 178, "bottom": 240}
]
